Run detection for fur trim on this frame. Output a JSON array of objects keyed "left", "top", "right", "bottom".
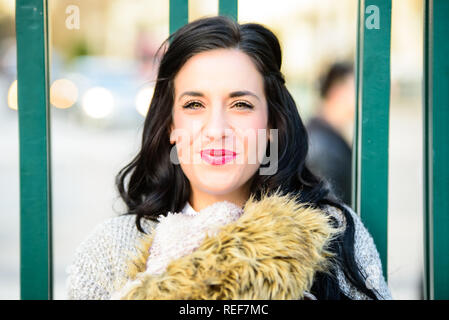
[{"left": 113, "top": 190, "right": 341, "bottom": 300}]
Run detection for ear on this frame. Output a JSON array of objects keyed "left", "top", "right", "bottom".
[{"left": 169, "top": 123, "right": 176, "bottom": 145}]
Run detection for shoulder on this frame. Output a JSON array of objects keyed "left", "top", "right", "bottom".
[
  {"left": 66, "top": 214, "right": 156, "bottom": 300},
  {"left": 70, "top": 214, "right": 156, "bottom": 262},
  {"left": 322, "top": 204, "right": 393, "bottom": 300}
]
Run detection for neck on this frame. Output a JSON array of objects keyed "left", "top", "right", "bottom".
[{"left": 189, "top": 182, "right": 252, "bottom": 212}]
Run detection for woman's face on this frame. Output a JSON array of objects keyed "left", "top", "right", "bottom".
[{"left": 170, "top": 48, "right": 269, "bottom": 196}]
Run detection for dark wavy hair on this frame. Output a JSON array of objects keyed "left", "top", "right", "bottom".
[{"left": 115, "top": 15, "right": 381, "bottom": 300}]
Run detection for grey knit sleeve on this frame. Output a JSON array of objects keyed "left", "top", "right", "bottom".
[
  {"left": 66, "top": 215, "right": 155, "bottom": 300},
  {"left": 66, "top": 219, "right": 117, "bottom": 300},
  {"left": 326, "top": 204, "right": 393, "bottom": 300}
]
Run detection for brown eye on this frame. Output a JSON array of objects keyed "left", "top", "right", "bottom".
[
  {"left": 183, "top": 101, "right": 204, "bottom": 109},
  {"left": 233, "top": 101, "right": 253, "bottom": 109}
]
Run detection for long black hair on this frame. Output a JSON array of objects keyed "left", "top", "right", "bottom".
[{"left": 116, "top": 15, "right": 381, "bottom": 300}]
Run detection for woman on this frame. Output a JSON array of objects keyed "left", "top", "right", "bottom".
[{"left": 66, "top": 16, "right": 392, "bottom": 300}]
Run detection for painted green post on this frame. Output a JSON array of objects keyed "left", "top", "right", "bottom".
[
  {"left": 169, "top": 0, "right": 238, "bottom": 38},
  {"left": 16, "top": 0, "right": 53, "bottom": 300},
  {"left": 352, "top": 0, "right": 361, "bottom": 213},
  {"left": 169, "top": 0, "right": 188, "bottom": 36},
  {"left": 423, "top": 0, "right": 449, "bottom": 300},
  {"left": 219, "top": 0, "right": 238, "bottom": 21},
  {"left": 354, "top": 0, "right": 391, "bottom": 281}
]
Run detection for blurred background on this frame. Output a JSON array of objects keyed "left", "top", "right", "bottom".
[{"left": 0, "top": 0, "right": 423, "bottom": 299}]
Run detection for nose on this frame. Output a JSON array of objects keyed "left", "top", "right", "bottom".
[{"left": 203, "top": 103, "right": 231, "bottom": 142}]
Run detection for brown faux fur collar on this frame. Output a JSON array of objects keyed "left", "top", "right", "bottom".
[{"left": 113, "top": 190, "right": 341, "bottom": 300}]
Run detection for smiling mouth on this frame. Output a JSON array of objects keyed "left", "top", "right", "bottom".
[{"left": 200, "top": 149, "right": 237, "bottom": 165}]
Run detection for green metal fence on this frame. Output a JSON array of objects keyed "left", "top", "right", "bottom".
[
  {"left": 16, "top": 0, "right": 52, "bottom": 300},
  {"left": 15, "top": 0, "right": 448, "bottom": 299},
  {"left": 353, "top": 0, "right": 391, "bottom": 281},
  {"left": 423, "top": 0, "right": 449, "bottom": 301}
]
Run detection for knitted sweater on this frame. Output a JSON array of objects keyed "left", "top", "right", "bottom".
[{"left": 66, "top": 194, "right": 392, "bottom": 300}]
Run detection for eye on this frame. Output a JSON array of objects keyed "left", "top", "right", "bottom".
[
  {"left": 232, "top": 101, "right": 254, "bottom": 109},
  {"left": 182, "top": 101, "right": 204, "bottom": 109},
  {"left": 182, "top": 100, "right": 254, "bottom": 110}
]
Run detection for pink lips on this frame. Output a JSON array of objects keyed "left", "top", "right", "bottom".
[{"left": 200, "top": 149, "right": 237, "bottom": 165}]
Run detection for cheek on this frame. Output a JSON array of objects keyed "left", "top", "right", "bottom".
[
  {"left": 171, "top": 113, "right": 201, "bottom": 147},
  {"left": 235, "top": 118, "right": 269, "bottom": 164},
  {"left": 244, "top": 130, "right": 268, "bottom": 163}
]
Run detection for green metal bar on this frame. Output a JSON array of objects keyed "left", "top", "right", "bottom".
[
  {"left": 423, "top": 0, "right": 431, "bottom": 301},
  {"left": 16, "top": 0, "right": 53, "bottom": 299},
  {"left": 355, "top": 0, "right": 391, "bottom": 281},
  {"left": 352, "top": 0, "right": 361, "bottom": 212},
  {"left": 169, "top": 1, "right": 238, "bottom": 38},
  {"left": 169, "top": 0, "right": 188, "bottom": 36},
  {"left": 219, "top": 0, "right": 238, "bottom": 21},
  {"left": 423, "top": 0, "right": 449, "bottom": 300}
]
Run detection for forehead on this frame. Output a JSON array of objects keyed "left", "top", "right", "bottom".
[{"left": 174, "top": 48, "right": 264, "bottom": 97}]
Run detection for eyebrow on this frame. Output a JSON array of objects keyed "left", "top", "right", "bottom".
[{"left": 177, "top": 90, "right": 261, "bottom": 102}]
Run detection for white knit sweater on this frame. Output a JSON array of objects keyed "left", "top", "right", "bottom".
[
  {"left": 66, "top": 201, "right": 393, "bottom": 300},
  {"left": 144, "top": 201, "right": 244, "bottom": 276}
]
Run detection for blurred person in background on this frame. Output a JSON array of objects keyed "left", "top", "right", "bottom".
[{"left": 306, "top": 62, "right": 355, "bottom": 206}]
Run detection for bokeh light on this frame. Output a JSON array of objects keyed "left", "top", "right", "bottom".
[
  {"left": 7, "top": 80, "right": 17, "bottom": 110},
  {"left": 135, "top": 85, "right": 154, "bottom": 117},
  {"left": 81, "top": 87, "right": 114, "bottom": 119},
  {"left": 50, "top": 79, "right": 78, "bottom": 109}
]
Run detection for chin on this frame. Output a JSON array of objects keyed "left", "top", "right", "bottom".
[
  {"left": 199, "top": 183, "right": 237, "bottom": 195},
  {"left": 194, "top": 180, "right": 240, "bottom": 195}
]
